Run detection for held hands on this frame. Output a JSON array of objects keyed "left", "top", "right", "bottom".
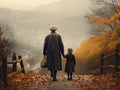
[
  {"left": 61, "top": 50, "right": 64, "bottom": 57},
  {"left": 62, "top": 53, "right": 65, "bottom": 58}
]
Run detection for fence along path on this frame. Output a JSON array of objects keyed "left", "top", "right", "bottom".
[{"left": 100, "top": 47, "right": 120, "bottom": 74}]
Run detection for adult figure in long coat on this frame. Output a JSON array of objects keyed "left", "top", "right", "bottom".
[{"left": 43, "top": 26, "right": 64, "bottom": 81}]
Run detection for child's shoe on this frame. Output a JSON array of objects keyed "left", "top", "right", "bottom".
[{"left": 69, "top": 76, "right": 72, "bottom": 80}]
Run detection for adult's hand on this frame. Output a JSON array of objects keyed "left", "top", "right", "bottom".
[
  {"left": 43, "top": 51, "right": 46, "bottom": 56},
  {"left": 62, "top": 53, "right": 65, "bottom": 57}
]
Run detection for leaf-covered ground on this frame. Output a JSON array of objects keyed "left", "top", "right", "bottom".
[{"left": 0, "top": 72, "right": 120, "bottom": 90}]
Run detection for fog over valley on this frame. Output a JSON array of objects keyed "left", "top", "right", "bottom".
[{"left": 0, "top": 0, "right": 92, "bottom": 71}]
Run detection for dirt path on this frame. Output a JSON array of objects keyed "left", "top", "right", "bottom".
[
  {"left": 33, "top": 78, "right": 81, "bottom": 90},
  {"left": 0, "top": 73, "right": 119, "bottom": 90}
]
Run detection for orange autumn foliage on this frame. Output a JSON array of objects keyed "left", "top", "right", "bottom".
[
  {"left": 85, "top": 12, "right": 120, "bottom": 27},
  {"left": 85, "top": 15, "right": 108, "bottom": 26},
  {"left": 75, "top": 3, "right": 120, "bottom": 70},
  {"left": 75, "top": 30, "right": 120, "bottom": 69},
  {"left": 108, "top": 12, "right": 120, "bottom": 23}
]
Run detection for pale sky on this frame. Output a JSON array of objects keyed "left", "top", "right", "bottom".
[{"left": 0, "top": 0, "right": 60, "bottom": 10}]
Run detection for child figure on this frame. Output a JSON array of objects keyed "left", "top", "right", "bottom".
[{"left": 64, "top": 48, "right": 76, "bottom": 80}]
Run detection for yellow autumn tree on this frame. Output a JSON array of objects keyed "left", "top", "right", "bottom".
[{"left": 75, "top": 0, "right": 120, "bottom": 74}]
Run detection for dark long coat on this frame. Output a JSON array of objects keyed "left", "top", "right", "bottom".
[
  {"left": 43, "top": 32, "right": 64, "bottom": 71},
  {"left": 64, "top": 53, "right": 76, "bottom": 73}
]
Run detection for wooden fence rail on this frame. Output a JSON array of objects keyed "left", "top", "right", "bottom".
[
  {"left": 7, "top": 59, "right": 25, "bottom": 73},
  {"left": 0, "top": 55, "right": 25, "bottom": 85},
  {"left": 100, "top": 48, "right": 120, "bottom": 74}
]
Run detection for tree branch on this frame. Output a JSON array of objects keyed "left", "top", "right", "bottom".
[
  {"left": 112, "top": 0, "right": 119, "bottom": 13},
  {"left": 106, "top": 23, "right": 115, "bottom": 30},
  {"left": 112, "top": 0, "right": 120, "bottom": 22}
]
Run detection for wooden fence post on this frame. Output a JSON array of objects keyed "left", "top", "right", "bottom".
[
  {"left": 18, "top": 56, "right": 25, "bottom": 73},
  {"left": 115, "top": 48, "right": 119, "bottom": 72},
  {"left": 0, "top": 59, "right": 2, "bottom": 78},
  {"left": 100, "top": 54, "right": 104, "bottom": 74},
  {"left": 1, "top": 56, "right": 8, "bottom": 85}
]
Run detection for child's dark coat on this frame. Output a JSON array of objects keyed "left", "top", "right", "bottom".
[{"left": 64, "top": 53, "right": 76, "bottom": 73}]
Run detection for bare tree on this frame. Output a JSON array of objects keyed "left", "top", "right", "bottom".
[
  {"left": 0, "top": 21, "right": 13, "bottom": 85},
  {"left": 87, "top": 0, "right": 120, "bottom": 34},
  {"left": 0, "top": 22, "right": 12, "bottom": 58}
]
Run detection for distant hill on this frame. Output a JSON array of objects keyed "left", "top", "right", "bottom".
[
  {"left": 32, "top": 0, "right": 91, "bottom": 16},
  {"left": 0, "top": 7, "right": 89, "bottom": 32},
  {"left": 0, "top": 8, "right": 63, "bottom": 30}
]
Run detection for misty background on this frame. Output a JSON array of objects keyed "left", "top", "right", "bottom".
[{"left": 0, "top": 0, "right": 92, "bottom": 72}]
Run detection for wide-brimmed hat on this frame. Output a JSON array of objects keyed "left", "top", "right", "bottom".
[{"left": 50, "top": 26, "right": 57, "bottom": 31}]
